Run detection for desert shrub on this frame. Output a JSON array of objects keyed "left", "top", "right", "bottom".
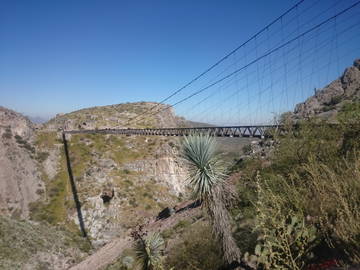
[
  {"left": 233, "top": 103, "right": 360, "bottom": 268},
  {"left": 302, "top": 156, "right": 360, "bottom": 263},
  {"left": 338, "top": 102, "right": 360, "bottom": 154},
  {"left": 242, "top": 144, "right": 252, "bottom": 155},
  {"left": 270, "top": 121, "right": 341, "bottom": 175},
  {"left": 14, "top": 134, "right": 36, "bottom": 153},
  {"left": 324, "top": 95, "right": 342, "bottom": 106},
  {"left": 246, "top": 174, "right": 319, "bottom": 270},
  {"left": 2, "top": 127, "right": 12, "bottom": 139},
  {"left": 168, "top": 141, "right": 175, "bottom": 148},
  {"left": 172, "top": 220, "right": 191, "bottom": 231},
  {"left": 161, "top": 220, "right": 192, "bottom": 240},
  {"left": 129, "top": 197, "right": 138, "bottom": 207},
  {"left": 164, "top": 223, "right": 223, "bottom": 270},
  {"left": 36, "top": 151, "right": 50, "bottom": 163},
  {"left": 250, "top": 154, "right": 360, "bottom": 266},
  {"left": 322, "top": 105, "right": 335, "bottom": 112}
]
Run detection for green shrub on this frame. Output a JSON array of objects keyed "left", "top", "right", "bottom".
[
  {"left": 338, "top": 102, "right": 360, "bottom": 154},
  {"left": 2, "top": 128, "right": 12, "bottom": 139},
  {"left": 14, "top": 135, "right": 36, "bottom": 153},
  {"left": 324, "top": 95, "right": 342, "bottom": 106},
  {"left": 36, "top": 151, "right": 50, "bottom": 163},
  {"left": 322, "top": 105, "right": 335, "bottom": 112},
  {"left": 164, "top": 223, "right": 223, "bottom": 270},
  {"left": 242, "top": 144, "right": 252, "bottom": 155},
  {"left": 161, "top": 220, "right": 192, "bottom": 240},
  {"left": 248, "top": 174, "right": 319, "bottom": 270}
]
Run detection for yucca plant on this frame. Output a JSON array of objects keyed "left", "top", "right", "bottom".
[
  {"left": 181, "top": 133, "right": 225, "bottom": 201},
  {"left": 133, "top": 232, "right": 165, "bottom": 270},
  {"left": 181, "top": 133, "right": 241, "bottom": 265}
]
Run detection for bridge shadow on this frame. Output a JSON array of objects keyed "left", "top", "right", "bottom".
[{"left": 62, "top": 132, "right": 88, "bottom": 238}]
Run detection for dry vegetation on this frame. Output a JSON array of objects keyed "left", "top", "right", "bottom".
[
  {"left": 8, "top": 101, "right": 360, "bottom": 270},
  {"left": 230, "top": 103, "right": 360, "bottom": 269},
  {"left": 0, "top": 215, "right": 90, "bottom": 269}
]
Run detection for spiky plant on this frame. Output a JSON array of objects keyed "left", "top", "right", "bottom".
[
  {"left": 133, "top": 232, "right": 164, "bottom": 270},
  {"left": 181, "top": 133, "right": 242, "bottom": 265},
  {"left": 181, "top": 133, "right": 225, "bottom": 202}
]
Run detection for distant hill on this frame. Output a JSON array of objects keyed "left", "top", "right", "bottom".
[
  {"left": 27, "top": 115, "right": 50, "bottom": 124},
  {"left": 44, "top": 102, "right": 185, "bottom": 130},
  {"left": 182, "top": 120, "right": 215, "bottom": 128}
]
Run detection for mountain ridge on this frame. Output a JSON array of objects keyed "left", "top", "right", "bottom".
[{"left": 293, "top": 59, "right": 360, "bottom": 120}]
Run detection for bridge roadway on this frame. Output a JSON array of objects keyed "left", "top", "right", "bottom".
[{"left": 63, "top": 125, "right": 281, "bottom": 138}]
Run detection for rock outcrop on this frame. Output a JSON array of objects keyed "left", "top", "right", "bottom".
[
  {"left": 68, "top": 133, "right": 187, "bottom": 247},
  {"left": 293, "top": 59, "right": 360, "bottom": 120},
  {"left": 0, "top": 107, "right": 43, "bottom": 218}
]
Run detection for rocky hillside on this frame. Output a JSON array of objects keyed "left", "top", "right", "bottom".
[
  {"left": 44, "top": 102, "right": 185, "bottom": 130},
  {"left": 0, "top": 215, "right": 90, "bottom": 269},
  {"left": 293, "top": 59, "right": 360, "bottom": 120},
  {"left": 0, "top": 101, "right": 251, "bottom": 269},
  {"left": 29, "top": 102, "right": 188, "bottom": 248},
  {"left": 0, "top": 102, "right": 194, "bottom": 268},
  {"left": 0, "top": 106, "right": 43, "bottom": 218}
]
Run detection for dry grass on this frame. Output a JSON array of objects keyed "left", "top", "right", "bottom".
[{"left": 303, "top": 156, "right": 360, "bottom": 263}]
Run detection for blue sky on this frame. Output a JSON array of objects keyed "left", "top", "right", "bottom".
[{"left": 0, "top": 0, "right": 359, "bottom": 123}]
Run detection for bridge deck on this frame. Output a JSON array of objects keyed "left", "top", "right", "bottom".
[{"left": 63, "top": 125, "right": 281, "bottom": 138}]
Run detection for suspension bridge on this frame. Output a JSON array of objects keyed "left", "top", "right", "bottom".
[
  {"left": 64, "top": 125, "right": 280, "bottom": 138},
  {"left": 60, "top": 0, "right": 360, "bottom": 241},
  {"left": 64, "top": 0, "right": 360, "bottom": 136}
]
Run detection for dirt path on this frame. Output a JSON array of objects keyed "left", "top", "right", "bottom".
[
  {"left": 69, "top": 236, "right": 131, "bottom": 270},
  {"left": 69, "top": 202, "right": 201, "bottom": 270}
]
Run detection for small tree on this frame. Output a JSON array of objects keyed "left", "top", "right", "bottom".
[{"left": 181, "top": 133, "right": 241, "bottom": 265}]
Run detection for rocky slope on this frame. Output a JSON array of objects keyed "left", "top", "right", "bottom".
[
  {"left": 0, "top": 215, "right": 90, "bottom": 269},
  {"left": 29, "top": 102, "right": 188, "bottom": 248},
  {"left": 0, "top": 106, "right": 43, "bottom": 218},
  {"left": 293, "top": 59, "right": 360, "bottom": 120},
  {"left": 0, "top": 102, "right": 194, "bottom": 268}
]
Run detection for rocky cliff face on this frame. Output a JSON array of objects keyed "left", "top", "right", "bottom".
[
  {"left": 293, "top": 59, "right": 360, "bottom": 120},
  {"left": 67, "top": 133, "right": 186, "bottom": 247},
  {"left": 0, "top": 107, "right": 43, "bottom": 218}
]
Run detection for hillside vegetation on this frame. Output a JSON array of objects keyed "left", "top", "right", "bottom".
[
  {"left": 229, "top": 103, "right": 360, "bottom": 269},
  {"left": 0, "top": 215, "right": 90, "bottom": 269},
  {"left": 44, "top": 102, "right": 183, "bottom": 130}
]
